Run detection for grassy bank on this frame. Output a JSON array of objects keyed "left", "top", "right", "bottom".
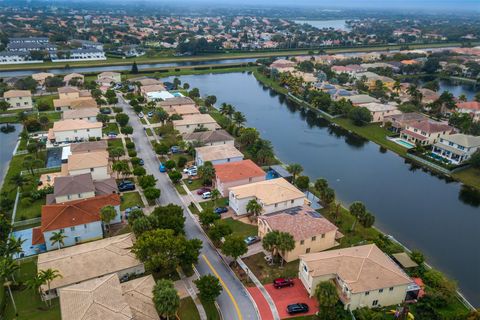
[{"left": 0, "top": 41, "right": 474, "bottom": 71}]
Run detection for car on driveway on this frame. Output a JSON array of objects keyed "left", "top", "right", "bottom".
[
  {"left": 214, "top": 207, "right": 228, "bottom": 215},
  {"left": 286, "top": 303, "right": 309, "bottom": 315},
  {"left": 273, "top": 278, "right": 294, "bottom": 289},
  {"left": 196, "top": 187, "right": 211, "bottom": 195},
  {"left": 170, "top": 146, "right": 180, "bottom": 153},
  {"left": 201, "top": 191, "right": 211, "bottom": 199},
  {"left": 125, "top": 206, "right": 141, "bottom": 215},
  {"left": 138, "top": 112, "right": 144, "bottom": 118},
  {"left": 244, "top": 236, "right": 261, "bottom": 246},
  {"left": 147, "top": 111, "right": 154, "bottom": 118},
  {"left": 107, "top": 132, "right": 117, "bottom": 138},
  {"left": 118, "top": 181, "right": 135, "bottom": 192},
  {"left": 100, "top": 108, "right": 111, "bottom": 114},
  {"left": 183, "top": 166, "right": 197, "bottom": 173}
]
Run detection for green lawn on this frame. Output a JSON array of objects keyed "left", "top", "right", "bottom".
[
  {"left": 183, "top": 178, "right": 205, "bottom": 191},
  {"left": 452, "top": 166, "right": 480, "bottom": 190},
  {"left": 170, "top": 153, "right": 193, "bottom": 168},
  {"left": 107, "top": 138, "right": 124, "bottom": 150},
  {"left": 145, "top": 128, "right": 153, "bottom": 136},
  {"left": 34, "top": 94, "right": 58, "bottom": 111},
  {"left": 243, "top": 252, "right": 300, "bottom": 285},
  {"left": 120, "top": 191, "right": 145, "bottom": 210},
  {"left": 3, "top": 257, "right": 61, "bottom": 320},
  {"left": 103, "top": 122, "right": 119, "bottom": 134},
  {"left": 0, "top": 114, "right": 20, "bottom": 123},
  {"left": 15, "top": 196, "right": 44, "bottom": 221},
  {"left": 222, "top": 218, "right": 257, "bottom": 239},
  {"left": 253, "top": 70, "right": 289, "bottom": 95},
  {"left": 174, "top": 183, "right": 187, "bottom": 195},
  {"left": 199, "top": 197, "right": 229, "bottom": 211},
  {"left": 178, "top": 297, "right": 201, "bottom": 320},
  {"left": 201, "top": 299, "right": 221, "bottom": 320}
]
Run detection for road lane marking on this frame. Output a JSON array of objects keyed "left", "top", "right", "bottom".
[{"left": 202, "top": 254, "right": 243, "bottom": 320}]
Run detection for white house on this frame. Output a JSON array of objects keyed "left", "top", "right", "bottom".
[
  {"left": 32, "top": 194, "right": 121, "bottom": 251},
  {"left": 228, "top": 178, "right": 307, "bottom": 215},
  {"left": 173, "top": 114, "right": 219, "bottom": 134},
  {"left": 48, "top": 119, "right": 102, "bottom": 143},
  {"left": 55, "top": 48, "right": 106, "bottom": 62},
  {"left": 432, "top": 134, "right": 480, "bottom": 165},
  {"left": 361, "top": 103, "right": 402, "bottom": 123},
  {"left": 3, "top": 90, "right": 33, "bottom": 109},
  {"left": 0, "top": 51, "right": 35, "bottom": 64},
  {"left": 299, "top": 244, "right": 415, "bottom": 310},
  {"left": 195, "top": 144, "right": 244, "bottom": 166},
  {"left": 66, "top": 150, "right": 110, "bottom": 181}
]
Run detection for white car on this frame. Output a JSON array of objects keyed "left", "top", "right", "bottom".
[
  {"left": 138, "top": 112, "right": 144, "bottom": 118},
  {"left": 183, "top": 166, "right": 197, "bottom": 174},
  {"left": 201, "top": 192, "right": 211, "bottom": 199},
  {"left": 187, "top": 169, "right": 197, "bottom": 176}
]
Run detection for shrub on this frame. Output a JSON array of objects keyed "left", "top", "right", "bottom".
[
  {"left": 168, "top": 170, "right": 182, "bottom": 183},
  {"left": 133, "top": 166, "right": 146, "bottom": 176},
  {"left": 125, "top": 141, "right": 135, "bottom": 149},
  {"left": 128, "top": 150, "right": 137, "bottom": 157},
  {"left": 130, "top": 157, "right": 141, "bottom": 166},
  {"left": 20, "top": 197, "right": 32, "bottom": 206},
  {"left": 165, "top": 160, "right": 175, "bottom": 169},
  {"left": 37, "top": 101, "right": 50, "bottom": 111},
  {"left": 177, "top": 156, "right": 187, "bottom": 168},
  {"left": 112, "top": 106, "right": 123, "bottom": 113}
]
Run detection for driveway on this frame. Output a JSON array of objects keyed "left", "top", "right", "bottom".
[
  {"left": 265, "top": 278, "right": 318, "bottom": 319},
  {"left": 118, "top": 94, "right": 258, "bottom": 320}
]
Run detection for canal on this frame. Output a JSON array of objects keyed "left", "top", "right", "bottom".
[{"left": 164, "top": 72, "right": 480, "bottom": 306}]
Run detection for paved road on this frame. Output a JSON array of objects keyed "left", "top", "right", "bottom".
[{"left": 119, "top": 94, "right": 259, "bottom": 320}]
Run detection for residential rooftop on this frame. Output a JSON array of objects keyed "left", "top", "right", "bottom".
[
  {"left": 3, "top": 90, "right": 32, "bottom": 98},
  {"left": 195, "top": 144, "right": 243, "bottom": 162},
  {"left": 214, "top": 159, "right": 265, "bottom": 183},
  {"left": 67, "top": 150, "right": 109, "bottom": 171},
  {"left": 172, "top": 114, "right": 217, "bottom": 126},
  {"left": 184, "top": 129, "right": 234, "bottom": 144}
]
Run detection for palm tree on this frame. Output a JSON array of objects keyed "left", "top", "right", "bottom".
[
  {"left": 10, "top": 173, "right": 29, "bottom": 191},
  {"left": 219, "top": 103, "right": 235, "bottom": 118},
  {"left": 210, "top": 189, "right": 220, "bottom": 204},
  {"left": 246, "top": 199, "right": 262, "bottom": 221},
  {"left": 277, "top": 232, "right": 295, "bottom": 267},
  {"left": 232, "top": 111, "right": 246, "bottom": 127},
  {"left": 314, "top": 281, "right": 339, "bottom": 315},
  {"left": 153, "top": 279, "right": 180, "bottom": 319},
  {"left": 198, "top": 162, "right": 215, "bottom": 186},
  {"left": 39, "top": 269, "right": 62, "bottom": 306},
  {"left": 112, "top": 160, "right": 128, "bottom": 179},
  {"left": 23, "top": 155, "right": 44, "bottom": 176},
  {"left": 349, "top": 201, "right": 366, "bottom": 231},
  {"left": 287, "top": 163, "right": 303, "bottom": 181},
  {"left": 0, "top": 257, "right": 19, "bottom": 315},
  {"left": 49, "top": 231, "right": 67, "bottom": 250},
  {"left": 100, "top": 205, "right": 117, "bottom": 235}
]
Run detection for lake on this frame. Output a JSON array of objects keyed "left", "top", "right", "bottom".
[
  {"left": 164, "top": 72, "right": 480, "bottom": 306},
  {"left": 294, "top": 19, "right": 351, "bottom": 31}
]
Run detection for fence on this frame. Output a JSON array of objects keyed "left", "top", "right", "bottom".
[
  {"left": 12, "top": 217, "right": 41, "bottom": 228},
  {"left": 20, "top": 166, "right": 61, "bottom": 176},
  {"left": 405, "top": 153, "right": 452, "bottom": 175}
]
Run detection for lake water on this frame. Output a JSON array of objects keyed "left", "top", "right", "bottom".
[
  {"left": 0, "top": 123, "right": 21, "bottom": 181},
  {"left": 294, "top": 19, "right": 351, "bottom": 31},
  {"left": 164, "top": 72, "right": 480, "bottom": 306}
]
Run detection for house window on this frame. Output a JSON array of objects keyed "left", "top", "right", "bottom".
[
  {"left": 306, "top": 248, "right": 310, "bottom": 253},
  {"left": 249, "top": 177, "right": 252, "bottom": 182},
  {"left": 186, "top": 125, "right": 190, "bottom": 128},
  {"left": 365, "top": 291, "right": 370, "bottom": 296},
  {"left": 274, "top": 203, "right": 278, "bottom": 208},
  {"left": 90, "top": 168, "right": 94, "bottom": 172},
  {"left": 312, "top": 236, "right": 316, "bottom": 241},
  {"left": 303, "top": 265, "right": 308, "bottom": 272},
  {"left": 86, "top": 129, "right": 90, "bottom": 132},
  {"left": 291, "top": 200, "right": 294, "bottom": 204},
  {"left": 67, "top": 194, "right": 71, "bottom": 200},
  {"left": 78, "top": 193, "right": 82, "bottom": 198},
  {"left": 74, "top": 130, "right": 77, "bottom": 133},
  {"left": 389, "top": 287, "right": 394, "bottom": 291},
  {"left": 60, "top": 228, "right": 65, "bottom": 233},
  {"left": 379, "top": 289, "right": 383, "bottom": 293},
  {"left": 70, "top": 226, "right": 75, "bottom": 231},
  {"left": 300, "top": 240, "right": 304, "bottom": 245},
  {"left": 84, "top": 224, "right": 87, "bottom": 229},
  {"left": 372, "top": 300, "right": 378, "bottom": 306},
  {"left": 321, "top": 234, "right": 325, "bottom": 238}
]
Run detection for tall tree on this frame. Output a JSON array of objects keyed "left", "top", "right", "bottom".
[
  {"left": 100, "top": 205, "right": 117, "bottom": 234},
  {"left": 221, "top": 234, "right": 247, "bottom": 266},
  {"left": 194, "top": 275, "right": 223, "bottom": 302},
  {"left": 0, "top": 257, "right": 19, "bottom": 314},
  {"left": 131, "top": 61, "right": 139, "bottom": 74},
  {"left": 315, "top": 281, "right": 339, "bottom": 318},
  {"left": 287, "top": 163, "right": 303, "bottom": 181},
  {"left": 246, "top": 199, "right": 262, "bottom": 221},
  {"left": 39, "top": 268, "right": 62, "bottom": 307},
  {"left": 277, "top": 232, "right": 295, "bottom": 267},
  {"left": 49, "top": 231, "right": 67, "bottom": 250},
  {"left": 153, "top": 279, "right": 180, "bottom": 320}
]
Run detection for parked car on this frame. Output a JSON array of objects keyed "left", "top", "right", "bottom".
[
  {"left": 138, "top": 112, "right": 144, "bottom": 118},
  {"left": 159, "top": 163, "right": 166, "bottom": 172},
  {"left": 273, "top": 278, "right": 294, "bottom": 289},
  {"left": 118, "top": 181, "right": 135, "bottom": 192},
  {"left": 214, "top": 207, "right": 228, "bottom": 215},
  {"left": 187, "top": 169, "right": 197, "bottom": 176},
  {"left": 170, "top": 146, "right": 180, "bottom": 153},
  {"left": 244, "top": 236, "right": 261, "bottom": 246},
  {"left": 183, "top": 166, "right": 197, "bottom": 173},
  {"left": 125, "top": 206, "right": 141, "bottom": 215},
  {"left": 147, "top": 111, "right": 154, "bottom": 118},
  {"left": 107, "top": 132, "right": 117, "bottom": 138},
  {"left": 287, "top": 303, "right": 309, "bottom": 315},
  {"left": 201, "top": 191, "right": 212, "bottom": 199},
  {"left": 100, "top": 108, "right": 111, "bottom": 114},
  {"left": 138, "top": 159, "right": 144, "bottom": 166},
  {"left": 196, "top": 187, "right": 211, "bottom": 195}
]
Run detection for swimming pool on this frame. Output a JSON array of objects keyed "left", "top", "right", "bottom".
[
  {"left": 12, "top": 228, "right": 46, "bottom": 259},
  {"left": 392, "top": 138, "right": 415, "bottom": 149},
  {"left": 46, "top": 147, "right": 63, "bottom": 168}
]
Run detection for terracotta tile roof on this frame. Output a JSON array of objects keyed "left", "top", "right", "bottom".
[
  {"left": 214, "top": 160, "right": 265, "bottom": 183},
  {"left": 229, "top": 178, "right": 305, "bottom": 205},
  {"left": 94, "top": 177, "right": 119, "bottom": 195},
  {"left": 32, "top": 226, "right": 45, "bottom": 245},
  {"left": 57, "top": 86, "right": 80, "bottom": 94},
  {"left": 157, "top": 96, "right": 195, "bottom": 107},
  {"left": 457, "top": 101, "right": 480, "bottom": 111},
  {"left": 52, "top": 119, "right": 102, "bottom": 132},
  {"left": 40, "top": 193, "right": 120, "bottom": 232},
  {"left": 300, "top": 244, "right": 412, "bottom": 293},
  {"left": 70, "top": 140, "right": 107, "bottom": 154},
  {"left": 140, "top": 84, "right": 166, "bottom": 93},
  {"left": 401, "top": 129, "right": 428, "bottom": 141},
  {"left": 137, "top": 78, "right": 163, "bottom": 86},
  {"left": 168, "top": 104, "right": 200, "bottom": 115},
  {"left": 408, "top": 120, "right": 453, "bottom": 134},
  {"left": 3, "top": 90, "right": 31, "bottom": 98},
  {"left": 53, "top": 97, "right": 95, "bottom": 108},
  {"left": 37, "top": 233, "right": 141, "bottom": 291},
  {"left": 59, "top": 274, "right": 133, "bottom": 320},
  {"left": 70, "top": 98, "right": 97, "bottom": 109},
  {"left": 259, "top": 205, "right": 337, "bottom": 241},
  {"left": 32, "top": 72, "right": 54, "bottom": 81},
  {"left": 67, "top": 150, "right": 108, "bottom": 171}
]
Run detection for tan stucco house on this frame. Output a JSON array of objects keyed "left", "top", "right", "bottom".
[
  {"left": 3, "top": 90, "right": 33, "bottom": 109},
  {"left": 173, "top": 114, "right": 218, "bottom": 134}
]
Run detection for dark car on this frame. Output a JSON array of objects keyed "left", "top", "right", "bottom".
[
  {"left": 273, "top": 278, "right": 294, "bottom": 289},
  {"left": 100, "top": 108, "right": 112, "bottom": 114},
  {"left": 214, "top": 207, "right": 228, "bottom": 215},
  {"left": 118, "top": 181, "right": 135, "bottom": 192},
  {"left": 286, "top": 303, "right": 309, "bottom": 315},
  {"left": 244, "top": 236, "right": 261, "bottom": 246},
  {"left": 196, "top": 187, "right": 211, "bottom": 195},
  {"left": 138, "top": 159, "right": 144, "bottom": 166}
]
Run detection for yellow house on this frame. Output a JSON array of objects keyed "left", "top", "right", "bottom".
[
  {"left": 299, "top": 244, "right": 414, "bottom": 310},
  {"left": 258, "top": 205, "right": 340, "bottom": 262}
]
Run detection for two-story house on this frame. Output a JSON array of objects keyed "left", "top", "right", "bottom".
[
  {"left": 299, "top": 244, "right": 415, "bottom": 311},
  {"left": 48, "top": 119, "right": 102, "bottom": 144},
  {"left": 400, "top": 120, "right": 454, "bottom": 146},
  {"left": 195, "top": 144, "right": 244, "bottom": 167},
  {"left": 258, "top": 205, "right": 340, "bottom": 262},
  {"left": 184, "top": 129, "right": 234, "bottom": 147},
  {"left": 214, "top": 159, "right": 266, "bottom": 196},
  {"left": 361, "top": 103, "right": 402, "bottom": 123},
  {"left": 65, "top": 150, "right": 110, "bottom": 180},
  {"left": 32, "top": 193, "right": 121, "bottom": 251},
  {"left": 432, "top": 134, "right": 480, "bottom": 165},
  {"left": 173, "top": 114, "right": 219, "bottom": 134},
  {"left": 3, "top": 90, "right": 33, "bottom": 109},
  {"left": 229, "top": 178, "right": 307, "bottom": 216},
  {"left": 456, "top": 101, "right": 480, "bottom": 122}
]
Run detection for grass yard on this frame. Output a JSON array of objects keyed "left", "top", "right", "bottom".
[
  {"left": 120, "top": 191, "right": 145, "bottom": 210},
  {"left": 15, "top": 196, "right": 44, "bottom": 221},
  {"left": 183, "top": 178, "right": 205, "bottom": 191},
  {"left": 170, "top": 153, "right": 193, "bottom": 168},
  {"left": 145, "top": 128, "right": 153, "bottom": 136},
  {"left": 174, "top": 183, "right": 187, "bottom": 195},
  {"left": 3, "top": 257, "right": 61, "bottom": 320},
  {"left": 107, "top": 138, "right": 124, "bottom": 150},
  {"left": 102, "top": 122, "right": 119, "bottom": 134},
  {"left": 40, "top": 111, "right": 62, "bottom": 123},
  {"left": 34, "top": 94, "right": 58, "bottom": 111},
  {"left": 222, "top": 218, "right": 258, "bottom": 239},
  {"left": 178, "top": 297, "right": 201, "bottom": 320},
  {"left": 201, "top": 299, "right": 221, "bottom": 320},
  {"left": 199, "top": 197, "right": 229, "bottom": 211},
  {"left": 242, "top": 252, "right": 300, "bottom": 285},
  {"left": 452, "top": 166, "right": 480, "bottom": 190},
  {"left": 253, "top": 70, "right": 289, "bottom": 95},
  {"left": 0, "top": 114, "right": 19, "bottom": 123}
]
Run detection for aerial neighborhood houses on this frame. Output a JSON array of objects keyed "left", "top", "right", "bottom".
[{"left": 2, "top": 90, "right": 33, "bottom": 109}]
